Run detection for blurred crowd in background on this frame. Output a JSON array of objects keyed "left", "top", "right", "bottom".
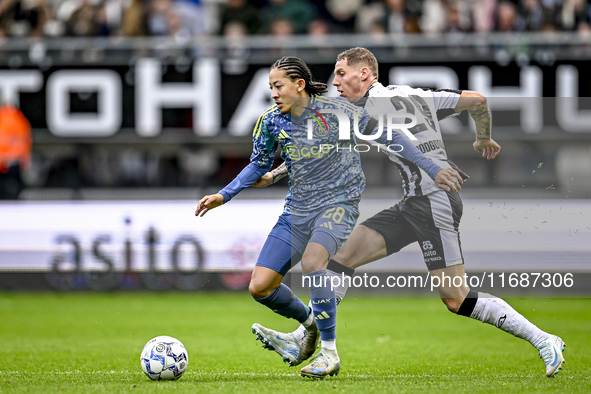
[
  {"left": 1, "top": 0, "right": 591, "bottom": 199},
  {"left": 0, "top": 0, "right": 590, "bottom": 39}
]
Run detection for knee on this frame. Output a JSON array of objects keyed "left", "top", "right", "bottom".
[
  {"left": 300, "top": 256, "right": 325, "bottom": 275},
  {"left": 249, "top": 278, "right": 275, "bottom": 299},
  {"left": 299, "top": 259, "right": 316, "bottom": 274}
]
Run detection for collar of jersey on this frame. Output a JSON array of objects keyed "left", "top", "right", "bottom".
[{"left": 287, "top": 95, "right": 317, "bottom": 122}]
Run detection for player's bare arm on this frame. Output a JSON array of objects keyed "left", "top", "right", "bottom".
[
  {"left": 252, "top": 162, "right": 288, "bottom": 188},
  {"left": 455, "top": 91, "right": 500, "bottom": 160},
  {"left": 195, "top": 193, "right": 224, "bottom": 217}
]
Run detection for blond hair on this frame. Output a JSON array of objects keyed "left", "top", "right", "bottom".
[{"left": 336, "top": 47, "right": 379, "bottom": 80}]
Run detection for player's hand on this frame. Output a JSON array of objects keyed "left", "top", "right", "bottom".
[
  {"left": 195, "top": 193, "right": 224, "bottom": 217},
  {"left": 473, "top": 139, "right": 501, "bottom": 160},
  {"left": 251, "top": 172, "right": 274, "bottom": 188},
  {"left": 434, "top": 168, "right": 463, "bottom": 192}
]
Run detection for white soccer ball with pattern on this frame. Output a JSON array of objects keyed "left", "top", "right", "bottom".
[{"left": 140, "top": 336, "right": 188, "bottom": 380}]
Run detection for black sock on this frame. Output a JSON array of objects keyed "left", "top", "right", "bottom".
[
  {"left": 456, "top": 290, "right": 478, "bottom": 317},
  {"left": 327, "top": 259, "right": 355, "bottom": 276}
]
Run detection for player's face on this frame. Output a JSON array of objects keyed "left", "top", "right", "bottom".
[
  {"left": 333, "top": 58, "right": 365, "bottom": 102},
  {"left": 269, "top": 67, "right": 304, "bottom": 115}
]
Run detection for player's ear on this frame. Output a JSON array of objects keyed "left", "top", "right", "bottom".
[
  {"left": 296, "top": 78, "right": 306, "bottom": 92},
  {"left": 360, "top": 67, "right": 370, "bottom": 81}
]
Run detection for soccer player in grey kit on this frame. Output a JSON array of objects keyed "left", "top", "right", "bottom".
[
  {"left": 253, "top": 48, "right": 565, "bottom": 378},
  {"left": 197, "top": 56, "right": 461, "bottom": 379}
]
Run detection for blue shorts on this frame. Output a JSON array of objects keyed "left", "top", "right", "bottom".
[{"left": 256, "top": 204, "right": 359, "bottom": 276}]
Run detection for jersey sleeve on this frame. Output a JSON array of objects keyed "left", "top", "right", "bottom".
[
  {"left": 218, "top": 111, "right": 277, "bottom": 203},
  {"left": 361, "top": 116, "right": 443, "bottom": 180},
  {"left": 250, "top": 109, "right": 279, "bottom": 170},
  {"left": 430, "top": 88, "right": 462, "bottom": 121}
]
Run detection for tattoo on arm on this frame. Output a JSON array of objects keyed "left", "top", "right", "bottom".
[
  {"left": 469, "top": 104, "right": 492, "bottom": 141},
  {"left": 271, "top": 162, "right": 288, "bottom": 184}
]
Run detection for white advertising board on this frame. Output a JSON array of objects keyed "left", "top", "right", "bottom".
[{"left": 0, "top": 199, "right": 590, "bottom": 273}]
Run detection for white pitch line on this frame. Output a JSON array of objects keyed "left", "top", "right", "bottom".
[{"left": 0, "top": 370, "right": 550, "bottom": 379}]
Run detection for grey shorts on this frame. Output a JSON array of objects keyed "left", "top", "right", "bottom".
[{"left": 361, "top": 190, "right": 464, "bottom": 271}]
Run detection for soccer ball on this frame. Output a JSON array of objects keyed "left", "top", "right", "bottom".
[{"left": 140, "top": 336, "right": 188, "bottom": 380}]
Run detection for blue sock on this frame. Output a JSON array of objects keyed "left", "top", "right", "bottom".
[
  {"left": 304, "top": 270, "right": 337, "bottom": 341},
  {"left": 254, "top": 283, "right": 310, "bottom": 323}
]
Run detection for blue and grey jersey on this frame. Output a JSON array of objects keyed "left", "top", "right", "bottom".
[
  {"left": 251, "top": 95, "right": 367, "bottom": 216},
  {"left": 219, "top": 94, "right": 444, "bottom": 215}
]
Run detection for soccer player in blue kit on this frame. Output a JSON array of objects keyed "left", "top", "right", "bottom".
[
  {"left": 195, "top": 56, "right": 462, "bottom": 378},
  {"left": 254, "top": 48, "right": 566, "bottom": 378}
]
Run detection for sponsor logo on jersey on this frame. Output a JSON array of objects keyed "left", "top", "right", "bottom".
[
  {"left": 284, "top": 144, "right": 331, "bottom": 160},
  {"left": 422, "top": 241, "right": 434, "bottom": 251},
  {"left": 417, "top": 139, "right": 445, "bottom": 154},
  {"left": 425, "top": 256, "right": 442, "bottom": 263}
]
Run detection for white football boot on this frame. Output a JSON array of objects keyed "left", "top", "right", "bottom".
[
  {"left": 252, "top": 323, "right": 302, "bottom": 366},
  {"left": 300, "top": 348, "right": 340, "bottom": 379},
  {"left": 536, "top": 335, "right": 566, "bottom": 377}
]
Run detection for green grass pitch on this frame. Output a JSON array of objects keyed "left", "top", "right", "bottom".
[{"left": 1, "top": 292, "right": 590, "bottom": 393}]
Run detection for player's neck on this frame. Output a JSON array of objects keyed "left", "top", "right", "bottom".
[
  {"left": 291, "top": 95, "right": 311, "bottom": 118},
  {"left": 364, "top": 80, "right": 378, "bottom": 95}
]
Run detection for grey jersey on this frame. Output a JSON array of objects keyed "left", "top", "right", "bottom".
[{"left": 361, "top": 82, "right": 466, "bottom": 197}]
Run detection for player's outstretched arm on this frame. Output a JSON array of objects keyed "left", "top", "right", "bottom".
[
  {"left": 196, "top": 162, "right": 270, "bottom": 217},
  {"left": 252, "top": 162, "right": 288, "bottom": 188},
  {"left": 251, "top": 173, "right": 274, "bottom": 188},
  {"left": 362, "top": 117, "right": 446, "bottom": 182},
  {"left": 455, "top": 91, "right": 501, "bottom": 160},
  {"left": 195, "top": 193, "right": 224, "bottom": 217}
]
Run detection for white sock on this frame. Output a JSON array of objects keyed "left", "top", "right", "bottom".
[
  {"left": 294, "top": 301, "right": 313, "bottom": 341},
  {"left": 326, "top": 270, "right": 350, "bottom": 305},
  {"left": 470, "top": 293, "right": 550, "bottom": 347},
  {"left": 293, "top": 324, "right": 307, "bottom": 343},
  {"left": 321, "top": 339, "right": 336, "bottom": 350}
]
